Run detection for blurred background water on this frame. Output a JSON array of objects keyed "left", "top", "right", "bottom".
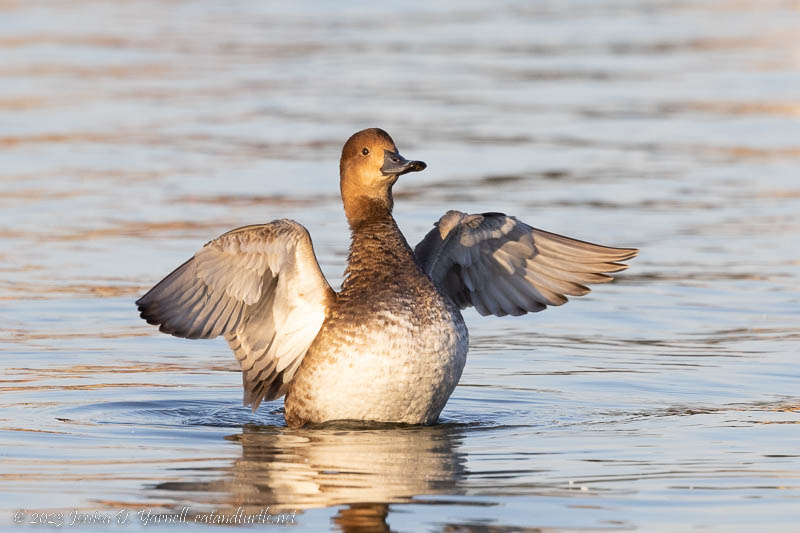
[{"left": 1, "top": 0, "right": 799, "bottom": 531}]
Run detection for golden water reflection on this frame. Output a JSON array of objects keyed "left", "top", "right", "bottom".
[{"left": 152, "top": 424, "right": 468, "bottom": 530}]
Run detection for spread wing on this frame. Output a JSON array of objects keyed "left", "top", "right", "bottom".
[
  {"left": 136, "top": 220, "right": 335, "bottom": 410},
  {"left": 414, "top": 210, "right": 637, "bottom": 317}
]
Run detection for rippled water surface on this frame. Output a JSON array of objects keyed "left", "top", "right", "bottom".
[{"left": 2, "top": 1, "right": 799, "bottom": 531}]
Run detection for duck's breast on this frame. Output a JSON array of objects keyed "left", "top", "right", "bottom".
[{"left": 285, "top": 285, "right": 468, "bottom": 426}]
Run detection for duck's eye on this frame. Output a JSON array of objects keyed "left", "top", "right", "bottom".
[{"left": 361, "top": 147, "right": 369, "bottom": 156}]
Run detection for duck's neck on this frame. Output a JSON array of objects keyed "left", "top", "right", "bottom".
[
  {"left": 342, "top": 197, "right": 418, "bottom": 290},
  {"left": 341, "top": 172, "right": 394, "bottom": 227}
]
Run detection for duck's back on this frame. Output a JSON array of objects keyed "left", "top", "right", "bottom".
[{"left": 284, "top": 215, "right": 468, "bottom": 427}]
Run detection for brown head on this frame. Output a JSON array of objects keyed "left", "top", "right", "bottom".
[{"left": 339, "top": 128, "right": 426, "bottom": 228}]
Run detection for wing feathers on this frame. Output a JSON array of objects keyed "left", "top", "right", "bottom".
[
  {"left": 533, "top": 253, "right": 624, "bottom": 277},
  {"left": 470, "top": 289, "right": 494, "bottom": 317},
  {"left": 492, "top": 275, "right": 527, "bottom": 316},
  {"left": 533, "top": 228, "right": 637, "bottom": 261},
  {"left": 137, "top": 220, "right": 334, "bottom": 409},
  {"left": 525, "top": 258, "right": 594, "bottom": 292},
  {"left": 414, "top": 211, "right": 636, "bottom": 317}
]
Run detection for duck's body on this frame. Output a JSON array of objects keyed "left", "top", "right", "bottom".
[
  {"left": 285, "top": 208, "right": 467, "bottom": 426},
  {"left": 137, "top": 128, "right": 637, "bottom": 427}
]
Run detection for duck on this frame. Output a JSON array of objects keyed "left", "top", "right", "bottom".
[{"left": 136, "top": 128, "right": 637, "bottom": 428}]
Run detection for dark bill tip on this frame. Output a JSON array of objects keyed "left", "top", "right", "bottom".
[{"left": 406, "top": 160, "right": 427, "bottom": 173}]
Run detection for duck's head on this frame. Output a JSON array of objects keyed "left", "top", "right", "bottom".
[{"left": 339, "top": 128, "right": 426, "bottom": 227}]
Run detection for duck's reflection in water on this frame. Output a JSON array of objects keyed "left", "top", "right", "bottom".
[{"left": 153, "top": 422, "right": 468, "bottom": 531}]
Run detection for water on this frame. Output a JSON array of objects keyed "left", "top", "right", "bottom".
[{"left": 2, "top": 0, "right": 799, "bottom": 531}]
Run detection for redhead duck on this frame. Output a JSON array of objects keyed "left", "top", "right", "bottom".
[{"left": 137, "top": 128, "right": 637, "bottom": 427}]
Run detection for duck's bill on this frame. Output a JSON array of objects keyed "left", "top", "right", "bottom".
[{"left": 381, "top": 150, "right": 427, "bottom": 176}]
